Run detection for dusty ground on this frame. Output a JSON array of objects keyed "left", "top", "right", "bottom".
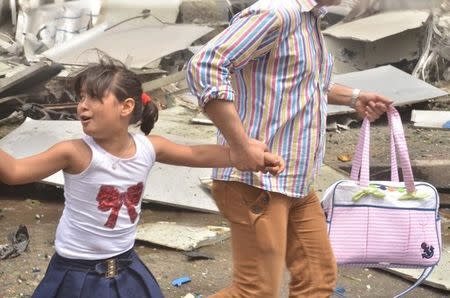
[
  {"left": 324, "top": 105, "right": 450, "bottom": 185},
  {"left": 0, "top": 187, "right": 449, "bottom": 298}
]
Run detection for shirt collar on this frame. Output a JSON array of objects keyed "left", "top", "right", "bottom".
[
  {"left": 296, "top": 0, "right": 318, "bottom": 12},
  {"left": 296, "top": 0, "right": 328, "bottom": 17}
]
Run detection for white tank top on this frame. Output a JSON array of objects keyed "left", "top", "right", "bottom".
[{"left": 55, "top": 133, "right": 155, "bottom": 260}]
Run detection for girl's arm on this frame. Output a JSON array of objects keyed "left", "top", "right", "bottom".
[
  {"left": 0, "top": 140, "right": 80, "bottom": 185},
  {"left": 149, "top": 135, "right": 232, "bottom": 168},
  {"left": 149, "top": 135, "right": 284, "bottom": 174}
]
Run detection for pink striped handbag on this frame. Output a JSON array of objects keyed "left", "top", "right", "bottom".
[{"left": 322, "top": 107, "right": 442, "bottom": 297}]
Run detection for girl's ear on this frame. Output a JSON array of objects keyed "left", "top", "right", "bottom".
[{"left": 121, "top": 98, "right": 136, "bottom": 117}]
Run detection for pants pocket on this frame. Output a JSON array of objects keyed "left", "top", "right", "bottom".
[{"left": 212, "top": 181, "right": 270, "bottom": 225}]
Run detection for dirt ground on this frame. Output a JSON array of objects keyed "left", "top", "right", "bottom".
[{"left": 0, "top": 188, "right": 449, "bottom": 298}]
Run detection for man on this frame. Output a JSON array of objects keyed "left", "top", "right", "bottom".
[{"left": 187, "top": 0, "right": 392, "bottom": 297}]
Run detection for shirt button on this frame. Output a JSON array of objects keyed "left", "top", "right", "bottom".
[{"left": 261, "top": 193, "right": 270, "bottom": 204}]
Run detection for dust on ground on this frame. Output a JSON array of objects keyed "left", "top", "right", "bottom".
[{"left": 0, "top": 191, "right": 449, "bottom": 298}]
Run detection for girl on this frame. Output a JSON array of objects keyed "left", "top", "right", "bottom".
[{"left": 0, "top": 58, "right": 284, "bottom": 298}]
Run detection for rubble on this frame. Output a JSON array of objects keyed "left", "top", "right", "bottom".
[
  {"left": 411, "top": 110, "right": 450, "bottom": 129},
  {"left": 136, "top": 222, "right": 230, "bottom": 251},
  {"left": 0, "top": 225, "right": 29, "bottom": 260},
  {"left": 329, "top": 65, "right": 448, "bottom": 116}
]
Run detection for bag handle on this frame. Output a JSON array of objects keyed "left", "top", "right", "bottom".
[{"left": 350, "top": 106, "right": 416, "bottom": 193}]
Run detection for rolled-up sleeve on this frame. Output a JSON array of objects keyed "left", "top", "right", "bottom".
[{"left": 186, "top": 9, "right": 280, "bottom": 108}]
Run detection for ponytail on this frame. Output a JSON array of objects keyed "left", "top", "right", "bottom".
[{"left": 140, "top": 100, "right": 159, "bottom": 135}]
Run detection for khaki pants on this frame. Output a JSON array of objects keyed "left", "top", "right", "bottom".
[{"left": 210, "top": 181, "right": 337, "bottom": 298}]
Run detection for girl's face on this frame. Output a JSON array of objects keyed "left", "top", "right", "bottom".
[{"left": 77, "top": 91, "right": 126, "bottom": 138}]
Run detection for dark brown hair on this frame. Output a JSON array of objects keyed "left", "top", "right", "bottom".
[{"left": 72, "top": 56, "right": 158, "bottom": 135}]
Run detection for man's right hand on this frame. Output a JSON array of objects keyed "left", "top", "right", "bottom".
[{"left": 229, "top": 139, "right": 268, "bottom": 172}]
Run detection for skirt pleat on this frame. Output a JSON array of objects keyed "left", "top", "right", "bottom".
[{"left": 32, "top": 250, "right": 164, "bottom": 298}]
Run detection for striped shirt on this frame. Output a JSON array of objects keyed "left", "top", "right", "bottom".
[{"left": 186, "top": 0, "right": 334, "bottom": 198}]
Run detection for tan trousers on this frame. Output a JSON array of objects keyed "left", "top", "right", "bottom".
[{"left": 209, "top": 181, "right": 337, "bottom": 298}]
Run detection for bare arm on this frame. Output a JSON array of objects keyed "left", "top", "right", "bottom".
[
  {"left": 150, "top": 135, "right": 231, "bottom": 168},
  {"left": 149, "top": 135, "right": 285, "bottom": 174},
  {"left": 0, "top": 141, "right": 77, "bottom": 185},
  {"left": 328, "top": 84, "right": 393, "bottom": 121}
]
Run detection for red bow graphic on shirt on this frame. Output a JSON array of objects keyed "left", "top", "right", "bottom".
[{"left": 96, "top": 182, "right": 144, "bottom": 229}]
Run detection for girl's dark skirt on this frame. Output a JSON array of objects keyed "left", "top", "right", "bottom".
[{"left": 32, "top": 249, "right": 164, "bottom": 298}]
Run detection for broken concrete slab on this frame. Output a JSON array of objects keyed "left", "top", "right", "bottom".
[
  {"left": 324, "top": 10, "right": 429, "bottom": 74},
  {"left": 0, "top": 115, "right": 219, "bottom": 213},
  {"left": 412, "top": 160, "right": 450, "bottom": 190},
  {"left": 0, "top": 61, "right": 63, "bottom": 97},
  {"left": 411, "top": 110, "right": 450, "bottom": 129},
  {"left": 100, "top": 0, "right": 181, "bottom": 25},
  {"left": 41, "top": 21, "right": 213, "bottom": 69},
  {"left": 329, "top": 65, "right": 448, "bottom": 116},
  {"left": 143, "top": 71, "right": 186, "bottom": 92},
  {"left": 325, "top": 10, "right": 429, "bottom": 42},
  {"left": 384, "top": 247, "right": 450, "bottom": 291},
  {"left": 136, "top": 222, "right": 230, "bottom": 251}
]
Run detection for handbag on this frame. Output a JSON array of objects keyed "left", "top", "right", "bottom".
[{"left": 322, "top": 106, "right": 442, "bottom": 298}]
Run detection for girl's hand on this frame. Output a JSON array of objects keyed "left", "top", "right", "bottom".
[{"left": 263, "top": 153, "right": 285, "bottom": 175}]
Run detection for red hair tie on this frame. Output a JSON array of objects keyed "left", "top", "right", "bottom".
[{"left": 141, "top": 93, "right": 151, "bottom": 105}]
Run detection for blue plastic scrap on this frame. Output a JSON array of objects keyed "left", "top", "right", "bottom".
[
  {"left": 443, "top": 120, "right": 450, "bottom": 129},
  {"left": 171, "top": 276, "right": 192, "bottom": 287},
  {"left": 333, "top": 286, "right": 347, "bottom": 298}
]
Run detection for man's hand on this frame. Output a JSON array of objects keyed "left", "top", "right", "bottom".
[
  {"left": 355, "top": 92, "right": 393, "bottom": 122},
  {"left": 263, "top": 153, "right": 285, "bottom": 176},
  {"left": 229, "top": 139, "right": 268, "bottom": 172}
]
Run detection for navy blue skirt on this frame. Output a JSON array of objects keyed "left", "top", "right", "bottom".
[{"left": 32, "top": 249, "right": 164, "bottom": 298}]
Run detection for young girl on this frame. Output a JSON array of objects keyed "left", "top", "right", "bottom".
[{"left": 0, "top": 58, "right": 284, "bottom": 298}]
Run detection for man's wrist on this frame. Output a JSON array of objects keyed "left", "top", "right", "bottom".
[{"left": 349, "top": 88, "right": 361, "bottom": 109}]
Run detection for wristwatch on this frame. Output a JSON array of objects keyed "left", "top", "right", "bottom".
[{"left": 350, "top": 88, "right": 361, "bottom": 109}]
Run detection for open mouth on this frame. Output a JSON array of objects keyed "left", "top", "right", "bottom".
[{"left": 79, "top": 115, "right": 92, "bottom": 124}]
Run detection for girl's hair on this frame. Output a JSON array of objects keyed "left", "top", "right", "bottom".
[{"left": 72, "top": 56, "right": 158, "bottom": 135}]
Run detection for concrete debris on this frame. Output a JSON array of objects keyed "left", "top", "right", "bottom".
[
  {"left": 324, "top": 10, "right": 429, "bottom": 74},
  {"left": 411, "top": 159, "right": 450, "bottom": 189},
  {"left": 384, "top": 248, "right": 450, "bottom": 291},
  {"left": 136, "top": 222, "right": 230, "bottom": 251},
  {"left": 411, "top": 110, "right": 450, "bottom": 129},
  {"left": 0, "top": 225, "right": 29, "bottom": 260},
  {"left": 329, "top": 65, "right": 448, "bottom": 116},
  {"left": 143, "top": 70, "right": 186, "bottom": 92},
  {"left": 0, "top": 61, "right": 63, "bottom": 98},
  {"left": 1, "top": 0, "right": 214, "bottom": 69},
  {"left": 413, "top": 3, "right": 450, "bottom": 83},
  {"left": 0, "top": 111, "right": 25, "bottom": 126},
  {"left": 339, "top": 0, "right": 440, "bottom": 23},
  {"left": 184, "top": 251, "right": 215, "bottom": 261},
  {"left": 41, "top": 22, "right": 213, "bottom": 69}
]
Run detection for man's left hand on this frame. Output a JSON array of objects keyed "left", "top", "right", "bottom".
[{"left": 355, "top": 92, "right": 393, "bottom": 122}]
